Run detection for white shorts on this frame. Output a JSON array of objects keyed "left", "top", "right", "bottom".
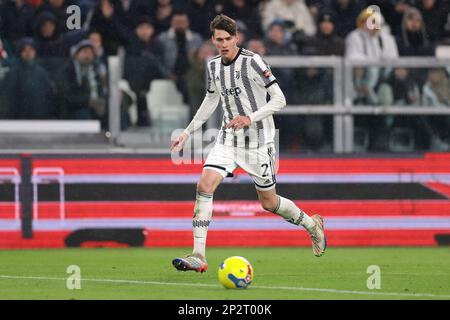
[{"left": 204, "top": 143, "right": 277, "bottom": 191}]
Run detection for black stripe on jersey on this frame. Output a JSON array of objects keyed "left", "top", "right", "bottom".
[
  {"left": 265, "top": 79, "right": 278, "bottom": 89},
  {"left": 241, "top": 49, "right": 254, "bottom": 56},
  {"left": 220, "top": 62, "right": 236, "bottom": 147},
  {"left": 211, "top": 55, "right": 221, "bottom": 60},
  {"left": 251, "top": 59, "right": 273, "bottom": 86},
  {"left": 208, "top": 61, "right": 217, "bottom": 93},
  {"left": 203, "top": 164, "right": 234, "bottom": 177},
  {"left": 219, "top": 102, "right": 227, "bottom": 145},
  {"left": 230, "top": 61, "right": 250, "bottom": 149},
  {"left": 241, "top": 57, "right": 265, "bottom": 148},
  {"left": 268, "top": 146, "right": 277, "bottom": 184}
]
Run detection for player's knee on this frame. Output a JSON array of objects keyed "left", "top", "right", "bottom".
[
  {"left": 261, "top": 198, "right": 277, "bottom": 212},
  {"left": 197, "top": 180, "right": 216, "bottom": 194}
]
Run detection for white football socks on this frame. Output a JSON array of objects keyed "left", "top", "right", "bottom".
[
  {"left": 192, "top": 191, "right": 213, "bottom": 259},
  {"left": 272, "top": 196, "right": 316, "bottom": 231}
]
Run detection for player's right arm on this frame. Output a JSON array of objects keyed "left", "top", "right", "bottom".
[{"left": 170, "top": 62, "right": 220, "bottom": 152}]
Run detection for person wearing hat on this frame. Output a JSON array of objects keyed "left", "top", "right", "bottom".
[
  {"left": 32, "top": 11, "right": 66, "bottom": 57},
  {"left": 57, "top": 39, "right": 106, "bottom": 125},
  {"left": 33, "top": 0, "right": 69, "bottom": 35},
  {"left": 3, "top": 37, "right": 56, "bottom": 119},
  {"left": 300, "top": 10, "right": 344, "bottom": 56},
  {"left": 265, "top": 20, "right": 297, "bottom": 55},
  {"left": 345, "top": 6, "right": 398, "bottom": 59}
]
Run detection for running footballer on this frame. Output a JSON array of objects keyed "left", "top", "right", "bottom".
[{"left": 170, "top": 14, "right": 327, "bottom": 273}]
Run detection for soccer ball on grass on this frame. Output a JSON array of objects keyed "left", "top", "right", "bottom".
[{"left": 218, "top": 256, "right": 254, "bottom": 289}]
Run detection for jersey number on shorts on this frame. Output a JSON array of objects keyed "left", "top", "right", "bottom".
[{"left": 261, "top": 164, "right": 269, "bottom": 177}]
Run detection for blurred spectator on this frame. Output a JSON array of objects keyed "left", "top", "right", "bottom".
[
  {"left": 377, "top": 67, "right": 436, "bottom": 150},
  {"left": 346, "top": 6, "right": 399, "bottom": 107},
  {"left": 0, "top": 0, "right": 35, "bottom": 44},
  {"left": 295, "top": 67, "right": 333, "bottom": 151},
  {"left": 186, "top": 0, "right": 217, "bottom": 39},
  {"left": 264, "top": 20, "right": 296, "bottom": 100},
  {"left": 331, "top": 0, "right": 365, "bottom": 38},
  {"left": 33, "top": 0, "right": 68, "bottom": 34},
  {"left": 58, "top": 39, "right": 107, "bottom": 125},
  {"left": 300, "top": 9, "right": 345, "bottom": 55},
  {"left": 236, "top": 20, "right": 248, "bottom": 47},
  {"left": 89, "top": 0, "right": 152, "bottom": 55},
  {"left": 222, "top": 0, "right": 263, "bottom": 38},
  {"left": 153, "top": 0, "right": 174, "bottom": 34},
  {"left": 88, "top": 30, "right": 108, "bottom": 94},
  {"left": 88, "top": 30, "right": 106, "bottom": 64},
  {"left": 345, "top": 7, "right": 399, "bottom": 59},
  {"left": 186, "top": 40, "right": 216, "bottom": 118},
  {"left": 262, "top": 0, "right": 316, "bottom": 36},
  {"left": 246, "top": 37, "right": 266, "bottom": 55},
  {"left": 124, "top": 16, "right": 166, "bottom": 126},
  {"left": 352, "top": 67, "right": 380, "bottom": 105},
  {"left": 265, "top": 20, "right": 297, "bottom": 55},
  {"left": 369, "top": 0, "right": 408, "bottom": 37},
  {"left": 124, "top": 16, "right": 164, "bottom": 59},
  {"left": 396, "top": 7, "right": 435, "bottom": 56},
  {"left": 416, "top": 0, "right": 446, "bottom": 43},
  {"left": 3, "top": 37, "right": 56, "bottom": 119},
  {"left": 438, "top": 1, "right": 450, "bottom": 44},
  {"left": 158, "top": 11, "right": 203, "bottom": 104},
  {"left": 305, "top": 0, "right": 323, "bottom": 20},
  {"left": 421, "top": 68, "right": 450, "bottom": 150},
  {"left": 422, "top": 68, "right": 450, "bottom": 106},
  {"left": 378, "top": 68, "right": 420, "bottom": 106},
  {"left": 32, "top": 11, "right": 67, "bottom": 57}
]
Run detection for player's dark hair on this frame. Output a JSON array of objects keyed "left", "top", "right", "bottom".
[{"left": 210, "top": 14, "right": 237, "bottom": 37}]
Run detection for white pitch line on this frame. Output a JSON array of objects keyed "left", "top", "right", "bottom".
[{"left": 1, "top": 275, "right": 449, "bottom": 299}]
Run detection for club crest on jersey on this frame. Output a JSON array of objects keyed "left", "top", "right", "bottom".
[
  {"left": 235, "top": 70, "right": 241, "bottom": 79},
  {"left": 221, "top": 86, "right": 242, "bottom": 97}
]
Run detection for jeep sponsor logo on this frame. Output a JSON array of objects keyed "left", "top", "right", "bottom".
[{"left": 221, "top": 86, "right": 242, "bottom": 97}]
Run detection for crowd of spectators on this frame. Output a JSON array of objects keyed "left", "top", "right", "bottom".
[{"left": 1, "top": 0, "right": 450, "bottom": 151}]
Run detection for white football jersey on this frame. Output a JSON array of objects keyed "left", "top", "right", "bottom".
[{"left": 207, "top": 48, "right": 278, "bottom": 149}]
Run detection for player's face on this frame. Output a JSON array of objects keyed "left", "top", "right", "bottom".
[{"left": 212, "top": 29, "right": 239, "bottom": 61}]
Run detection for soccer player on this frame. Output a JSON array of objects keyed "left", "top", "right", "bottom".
[{"left": 170, "top": 14, "right": 326, "bottom": 273}]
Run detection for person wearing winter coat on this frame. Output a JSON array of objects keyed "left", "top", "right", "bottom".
[{"left": 3, "top": 37, "right": 56, "bottom": 119}]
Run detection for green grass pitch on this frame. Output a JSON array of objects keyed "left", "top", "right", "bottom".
[{"left": 0, "top": 247, "right": 449, "bottom": 300}]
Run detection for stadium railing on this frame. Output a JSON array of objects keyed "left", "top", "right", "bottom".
[{"left": 1, "top": 56, "right": 450, "bottom": 153}]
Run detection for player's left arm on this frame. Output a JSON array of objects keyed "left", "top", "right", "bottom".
[
  {"left": 247, "top": 82, "right": 286, "bottom": 123},
  {"left": 226, "top": 55, "right": 286, "bottom": 130}
]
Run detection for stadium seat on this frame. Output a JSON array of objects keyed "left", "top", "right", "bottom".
[{"left": 147, "top": 80, "right": 189, "bottom": 134}]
